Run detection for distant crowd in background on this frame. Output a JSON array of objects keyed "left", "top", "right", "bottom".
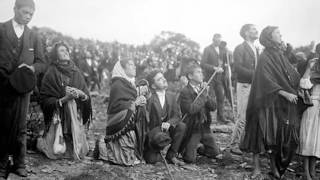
[
  {"left": 31, "top": 27, "right": 203, "bottom": 94},
  {"left": 30, "top": 26, "right": 316, "bottom": 97}
]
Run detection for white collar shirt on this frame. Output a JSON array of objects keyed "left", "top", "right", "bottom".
[
  {"left": 156, "top": 91, "right": 166, "bottom": 108},
  {"left": 12, "top": 19, "right": 24, "bottom": 38}
]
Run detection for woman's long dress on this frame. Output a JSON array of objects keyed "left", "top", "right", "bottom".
[
  {"left": 37, "top": 62, "right": 92, "bottom": 160},
  {"left": 299, "top": 84, "right": 320, "bottom": 158},
  {"left": 97, "top": 77, "right": 143, "bottom": 166}
]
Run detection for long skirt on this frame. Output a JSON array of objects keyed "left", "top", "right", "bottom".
[
  {"left": 37, "top": 100, "right": 89, "bottom": 160},
  {"left": 97, "top": 130, "right": 140, "bottom": 166},
  {"left": 240, "top": 97, "right": 300, "bottom": 174},
  {"left": 298, "top": 84, "right": 320, "bottom": 158}
]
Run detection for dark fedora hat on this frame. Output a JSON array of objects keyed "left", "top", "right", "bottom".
[
  {"left": 9, "top": 66, "right": 36, "bottom": 94},
  {"left": 148, "top": 127, "right": 172, "bottom": 151}
]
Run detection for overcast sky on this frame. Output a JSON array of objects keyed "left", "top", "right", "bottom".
[{"left": 0, "top": 0, "right": 319, "bottom": 50}]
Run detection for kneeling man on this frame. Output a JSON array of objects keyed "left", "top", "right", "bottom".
[{"left": 144, "top": 70, "right": 186, "bottom": 166}]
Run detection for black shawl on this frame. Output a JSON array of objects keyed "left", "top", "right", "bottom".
[
  {"left": 242, "top": 26, "right": 303, "bottom": 156},
  {"left": 246, "top": 27, "right": 301, "bottom": 116},
  {"left": 40, "top": 61, "right": 92, "bottom": 132},
  {"left": 107, "top": 77, "right": 137, "bottom": 114},
  {"left": 105, "top": 77, "right": 137, "bottom": 138},
  {"left": 244, "top": 26, "right": 306, "bottom": 175}
]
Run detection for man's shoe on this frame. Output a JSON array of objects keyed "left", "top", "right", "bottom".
[
  {"left": 12, "top": 168, "right": 27, "bottom": 177},
  {"left": 168, "top": 157, "right": 185, "bottom": 166}
]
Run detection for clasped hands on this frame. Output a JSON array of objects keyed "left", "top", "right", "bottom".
[
  {"left": 135, "top": 95, "right": 147, "bottom": 106},
  {"left": 64, "top": 86, "right": 87, "bottom": 101}
]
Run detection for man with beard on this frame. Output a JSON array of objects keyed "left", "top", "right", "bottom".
[
  {"left": 227, "top": 24, "right": 259, "bottom": 156},
  {"left": 0, "top": 0, "right": 45, "bottom": 178},
  {"left": 230, "top": 24, "right": 260, "bottom": 178},
  {"left": 144, "top": 70, "right": 186, "bottom": 166}
]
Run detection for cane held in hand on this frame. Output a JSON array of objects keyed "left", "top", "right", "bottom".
[{"left": 181, "top": 70, "right": 219, "bottom": 122}]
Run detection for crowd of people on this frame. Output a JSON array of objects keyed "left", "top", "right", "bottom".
[
  {"left": 0, "top": 0, "right": 319, "bottom": 180},
  {"left": 31, "top": 26, "right": 202, "bottom": 94}
]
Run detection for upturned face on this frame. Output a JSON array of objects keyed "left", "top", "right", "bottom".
[
  {"left": 57, "top": 45, "right": 71, "bottom": 61},
  {"left": 247, "top": 25, "right": 259, "bottom": 40},
  {"left": 152, "top": 72, "right": 168, "bottom": 90},
  {"left": 271, "top": 28, "right": 282, "bottom": 44},
  {"left": 14, "top": 6, "right": 34, "bottom": 25},
  {"left": 189, "top": 67, "right": 203, "bottom": 84},
  {"left": 212, "top": 36, "right": 221, "bottom": 47},
  {"left": 124, "top": 60, "right": 136, "bottom": 78}
]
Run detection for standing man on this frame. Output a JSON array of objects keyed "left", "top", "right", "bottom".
[
  {"left": 201, "top": 34, "right": 227, "bottom": 124},
  {"left": 229, "top": 24, "right": 259, "bottom": 154},
  {"left": 0, "top": 0, "right": 45, "bottom": 178},
  {"left": 144, "top": 70, "right": 186, "bottom": 166},
  {"left": 228, "top": 23, "right": 259, "bottom": 175}
]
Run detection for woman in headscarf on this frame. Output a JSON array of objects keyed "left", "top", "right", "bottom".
[
  {"left": 95, "top": 58, "right": 147, "bottom": 166},
  {"left": 37, "top": 42, "right": 92, "bottom": 160},
  {"left": 240, "top": 26, "right": 303, "bottom": 179}
]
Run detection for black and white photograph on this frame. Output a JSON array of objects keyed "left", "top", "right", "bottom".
[{"left": 0, "top": 0, "right": 320, "bottom": 179}]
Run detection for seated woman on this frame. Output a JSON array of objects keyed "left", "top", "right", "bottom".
[
  {"left": 95, "top": 58, "right": 147, "bottom": 166},
  {"left": 37, "top": 42, "right": 92, "bottom": 160}
]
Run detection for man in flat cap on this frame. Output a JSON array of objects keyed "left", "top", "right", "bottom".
[{"left": 0, "top": 0, "right": 45, "bottom": 178}]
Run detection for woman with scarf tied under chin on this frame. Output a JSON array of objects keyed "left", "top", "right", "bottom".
[{"left": 240, "top": 26, "right": 306, "bottom": 179}]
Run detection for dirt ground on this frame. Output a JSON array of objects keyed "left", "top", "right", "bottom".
[{"left": 9, "top": 94, "right": 310, "bottom": 180}]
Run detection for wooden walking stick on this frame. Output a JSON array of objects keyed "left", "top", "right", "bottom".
[
  {"left": 159, "top": 151, "right": 175, "bottom": 180},
  {"left": 137, "top": 79, "right": 174, "bottom": 179},
  {"left": 225, "top": 52, "right": 235, "bottom": 122}
]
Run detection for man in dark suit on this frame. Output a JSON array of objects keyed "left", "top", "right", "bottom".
[
  {"left": 179, "top": 64, "right": 221, "bottom": 163},
  {"left": 201, "top": 33, "right": 228, "bottom": 124},
  {"left": 228, "top": 23, "right": 260, "bottom": 176},
  {"left": 0, "top": 0, "right": 45, "bottom": 178},
  {"left": 144, "top": 70, "right": 186, "bottom": 166}
]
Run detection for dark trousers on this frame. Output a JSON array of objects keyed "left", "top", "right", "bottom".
[
  {"left": 210, "top": 80, "right": 225, "bottom": 122},
  {"left": 144, "top": 122, "right": 186, "bottom": 164},
  {"left": 0, "top": 93, "right": 29, "bottom": 177},
  {"left": 183, "top": 130, "right": 220, "bottom": 163}
]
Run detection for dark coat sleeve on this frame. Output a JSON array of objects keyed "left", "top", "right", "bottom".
[
  {"left": 233, "top": 45, "right": 254, "bottom": 82},
  {"left": 179, "top": 88, "right": 207, "bottom": 115},
  {"left": 167, "top": 93, "right": 181, "bottom": 126},
  {"left": 201, "top": 47, "right": 215, "bottom": 73},
  {"left": 205, "top": 97, "right": 216, "bottom": 111}
]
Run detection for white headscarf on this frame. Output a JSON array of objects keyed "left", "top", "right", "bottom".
[{"left": 112, "top": 60, "right": 136, "bottom": 86}]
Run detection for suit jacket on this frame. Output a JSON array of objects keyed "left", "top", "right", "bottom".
[
  {"left": 233, "top": 41, "right": 259, "bottom": 83},
  {"left": 0, "top": 20, "right": 45, "bottom": 102},
  {"left": 0, "top": 20, "right": 45, "bottom": 75},
  {"left": 201, "top": 44, "right": 223, "bottom": 82},
  {"left": 179, "top": 83, "right": 216, "bottom": 132},
  {"left": 147, "top": 91, "right": 181, "bottom": 130}
]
